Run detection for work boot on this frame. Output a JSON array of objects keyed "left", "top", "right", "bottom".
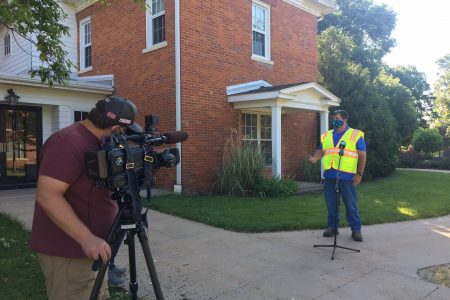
[
  {"left": 323, "top": 227, "right": 339, "bottom": 237},
  {"left": 351, "top": 231, "right": 363, "bottom": 242}
]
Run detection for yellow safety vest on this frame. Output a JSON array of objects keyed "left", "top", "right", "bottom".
[{"left": 321, "top": 128, "right": 364, "bottom": 174}]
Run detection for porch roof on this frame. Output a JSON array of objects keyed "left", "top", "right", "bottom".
[{"left": 227, "top": 81, "right": 340, "bottom": 112}]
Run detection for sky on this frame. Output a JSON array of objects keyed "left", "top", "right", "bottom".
[{"left": 373, "top": 0, "right": 450, "bottom": 87}]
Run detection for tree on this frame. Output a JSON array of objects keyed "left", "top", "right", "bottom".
[
  {"left": 319, "top": 0, "right": 397, "bottom": 74},
  {"left": 376, "top": 71, "right": 418, "bottom": 145},
  {"left": 0, "top": 0, "right": 74, "bottom": 85},
  {"left": 433, "top": 54, "right": 450, "bottom": 147},
  {"left": 411, "top": 128, "right": 444, "bottom": 156},
  {"left": 388, "top": 65, "right": 434, "bottom": 127}
]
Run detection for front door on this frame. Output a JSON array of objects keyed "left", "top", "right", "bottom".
[{"left": 0, "top": 105, "right": 42, "bottom": 188}]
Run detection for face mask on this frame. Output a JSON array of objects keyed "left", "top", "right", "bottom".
[{"left": 332, "top": 119, "right": 344, "bottom": 129}]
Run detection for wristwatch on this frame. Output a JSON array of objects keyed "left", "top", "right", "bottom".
[{"left": 357, "top": 171, "right": 364, "bottom": 176}]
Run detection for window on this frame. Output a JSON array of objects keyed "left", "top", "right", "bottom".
[
  {"left": 252, "top": 1, "right": 270, "bottom": 59},
  {"left": 4, "top": 33, "right": 10, "bottom": 55},
  {"left": 146, "top": 0, "right": 166, "bottom": 47},
  {"left": 79, "top": 17, "right": 92, "bottom": 70},
  {"left": 74, "top": 111, "right": 88, "bottom": 123},
  {"left": 242, "top": 113, "right": 272, "bottom": 164}
]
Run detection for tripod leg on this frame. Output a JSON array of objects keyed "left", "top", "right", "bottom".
[
  {"left": 127, "top": 231, "right": 139, "bottom": 300},
  {"left": 89, "top": 263, "right": 109, "bottom": 300},
  {"left": 137, "top": 226, "right": 164, "bottom": 300},
  {"left": 90, "top": 220, "right": 124, "bottom": 300}
]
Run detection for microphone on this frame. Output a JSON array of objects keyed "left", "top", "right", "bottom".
[
  {"left": 163, "top": 131, "right": 188, "bottom": 144},
  {"left": 339, "top": 141, "right": 346, "bottom": 156}
]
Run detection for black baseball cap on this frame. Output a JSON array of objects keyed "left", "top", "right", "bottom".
[{"left": 103, "top": 96, "right": 143, "bottom": 133}]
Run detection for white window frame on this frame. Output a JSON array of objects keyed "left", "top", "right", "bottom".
[
  {"left": 79, "top": 16, "right": 92, "bottom": 71},
  {"left": 146, "top": 0, "right": 166, "bottom": 48},
  {"left": 242, "top": 112, "right": 273, "bottom": 165},
  {"left": 251, "top": 0, "right": 271, "bottom": 61},
  {"left": 4, "top": 33, "right": 11, "bottom": 56}
]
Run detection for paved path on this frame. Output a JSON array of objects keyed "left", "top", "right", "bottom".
[
  {"left": 1, "top": 188, "right": 450, "bottom": 300},
  {"left": 397, "top": 168, "right": 450, "bottom": 174}
]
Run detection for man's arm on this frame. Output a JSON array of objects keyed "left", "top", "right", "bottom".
[
  {"left": 353, "top": 150, "right": 367, "bottom": 185},
  {"left": 308, "top": 149, "right": 324, "bottom": 164},
  {"left": 36, "top": 175, "right": 111, "bottom": 263}
]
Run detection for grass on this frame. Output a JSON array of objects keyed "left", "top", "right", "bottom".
[
  {"left": 0, "top": 214, "right": 46, "bottom": 300},
  {"left": 149, "top": 170, "right": 450, "bottom": 232},
  {"left": 0, "top": 214, "right": 132, "bottom": 299}
]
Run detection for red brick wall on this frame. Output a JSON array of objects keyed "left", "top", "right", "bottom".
[
  {"left": 180, "top": 0, "right": 319, "bottom": 192},
  {"left": 76, "top": 0, "right": 320, "bottom": 193},
  {"left": 76, "top": 0, "right": 177, "bottom": 188}
]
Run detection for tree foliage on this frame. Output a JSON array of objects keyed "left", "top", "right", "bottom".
[
  {"left": 411, "top": 128, "right": 444, "bottom": 155},
  {"left": 388, "top": 65, "right": 434, "bottom": 127},
  {"left": 0, "top": 0, "right": 74, "bottom": 86},
  {"left": 319, "top": 0, "right": 396, "bottom": 73},
  {"left": 376, "top": 71, "right": 418, "bottom": 145},
  {"left": 433, "top": 54, "right": 450, "bottom": 146}
]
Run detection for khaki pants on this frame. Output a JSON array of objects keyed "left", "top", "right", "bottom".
[{"left": 37, "top": 253, "right": 109, "bottom": 300}]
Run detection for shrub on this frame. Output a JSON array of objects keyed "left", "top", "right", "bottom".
[
  {"left": 214, "top": 131, "right": 299, "bottom": 197},
  {"left": 398, "top": 145, "right": 420, "bottom": 168},
  {"left": 411, "top": 128, "right": 444, "bottom": 156},
  {"left": 254, "top": 176, "right": 299, "bottom": 198},
  {"left": 301, "top": 155, "right": 321, "bottom": 182},
  {"left": 418, "top": 158, "right": 450, "bottom": 170},
  {"left": 213, "top": 131, "right": 265, "bottom": 196}
]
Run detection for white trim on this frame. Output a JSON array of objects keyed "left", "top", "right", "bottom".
[
  {"left": 0, "top": 74, "right": 113, "bottom": 94},
  {"left": 175, "top": 0, "right": 182, "bottom": 187},
  {"left": 70, "top": 0, "right": 99, "bottom": 13},
  {"left": 252, "top": 1, "right": 271, "bottom": 60},
  {"left": 226, "top": 80, "right": 272, "bottom": 96},
  {"left": 146, "top": 0, "right": 166, "bottom": 48},
  {"left": 271, "top": 106, "right": 282, "bottom": 177},
  {"left": 251, "top": 55, "right": 274, "bottom": 65},
  {"left": 79, "top": 16, "right": 92, "bottom": 71},
  {"left": 77, "top": 66, "right": 93, "bottom": 74},
  {"left": 228, "top": 82, "right": 340, "bottom": 112},
  {"left": 142, "top": 41, "right": 168, "bottom": 53},
  {"left": 282, "top": 0, "right": 338, "bottom": 17}
]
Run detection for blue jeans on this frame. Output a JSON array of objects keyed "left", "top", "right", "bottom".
[{"left": 323, "top": 178, "right": 362, "bottom": 231}]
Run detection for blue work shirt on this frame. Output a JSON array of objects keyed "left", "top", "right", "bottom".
[{"left": 319, "top": 127, "right": 366, "bottom": 181}]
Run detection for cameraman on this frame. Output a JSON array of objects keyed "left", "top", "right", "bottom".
[{"left": 29, "top": 96, "right": 141, "bottom": 300}]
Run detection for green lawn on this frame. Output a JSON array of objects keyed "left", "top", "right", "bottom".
[
  {"left": 0, "top": 214, "right": 132, "bottom": 299},
  {"left": 149, "top": 170, "right": 450, "bottom": 232},
  {"left": 0, "top": 214, "right": 46, "bottom": 300}
]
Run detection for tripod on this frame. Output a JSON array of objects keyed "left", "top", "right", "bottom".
[
  {"left": 314, "top": 144, "right": 360, "bottom": 260},
  {"left": 89, "top": 192, "right": 164, "bottom": 300}
]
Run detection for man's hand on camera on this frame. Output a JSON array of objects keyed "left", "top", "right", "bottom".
[{"left": 81, "top": 234, "right": 111, "bottom": 264}]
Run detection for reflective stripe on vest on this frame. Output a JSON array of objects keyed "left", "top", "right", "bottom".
[{"left": 321, "top": 128, "right": 364, "bottom": 174}]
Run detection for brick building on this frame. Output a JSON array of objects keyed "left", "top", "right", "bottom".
[{"left": 1, "top": 0, "right": 340, "bottom": 192}]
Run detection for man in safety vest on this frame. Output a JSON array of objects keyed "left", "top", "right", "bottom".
[{"left": 309, "top": 110, "right": 367, "bottom": 242}]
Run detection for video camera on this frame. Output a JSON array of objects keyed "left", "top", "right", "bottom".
[{"left": 85, "top": 115, "right": 188, "bottom": 190}]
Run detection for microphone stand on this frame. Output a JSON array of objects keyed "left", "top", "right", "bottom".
[{"left": 314, "top": 144, "right": 360, "bottom": 260}]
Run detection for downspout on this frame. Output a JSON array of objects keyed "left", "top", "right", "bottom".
[{"left": 174, "top": 0, "right": 182, "bottom": 192}]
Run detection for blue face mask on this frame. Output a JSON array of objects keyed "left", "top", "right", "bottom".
[{"left": 332, "top": 119, "right": 344, "bottom": 129}]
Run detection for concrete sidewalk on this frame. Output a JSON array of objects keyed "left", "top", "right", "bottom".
[{"left": 1, "top": 188, "right": 450, "bottom": 300}]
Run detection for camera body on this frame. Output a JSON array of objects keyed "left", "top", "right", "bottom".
[{"left": 85, "top": 115, "right": 185, "bottom": 190}]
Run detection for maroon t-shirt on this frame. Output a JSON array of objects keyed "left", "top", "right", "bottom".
[{"left": 29, "top": 122, "right": 118, "bottom": 258}]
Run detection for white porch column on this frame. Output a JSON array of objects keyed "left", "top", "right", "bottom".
[
  {"left": 319, "top": 110, "right": 329, "bottom": 179},
  {"left": 272, "top": 105, "right": 282, "bottom": 177}
]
